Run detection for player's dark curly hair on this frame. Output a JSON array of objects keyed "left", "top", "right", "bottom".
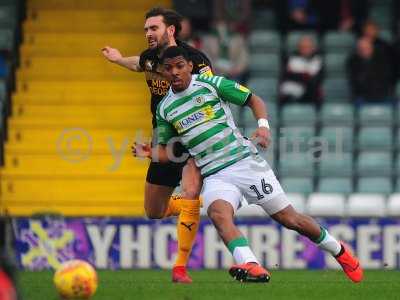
[
  {"left": 160, "top": 46, "right": 190, "bottom": 63},
  {"left": 145, "top": 7, "right": 183, "bottom": 39}
]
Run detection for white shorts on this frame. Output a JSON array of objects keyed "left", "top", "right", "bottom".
[{"left": 202, "top": 156, "right": 290, "bottom": 215}]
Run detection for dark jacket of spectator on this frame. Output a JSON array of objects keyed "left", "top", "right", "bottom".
[
  {"left": 347, "top": 38, "right": 393, "bottom": 102},
  {"left": 279, "top": 36, "right": 323, "bottom": 105}
]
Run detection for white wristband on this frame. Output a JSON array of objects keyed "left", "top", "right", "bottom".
[{"left": 257, "top": 118, "right": 270, "bottom": 129}]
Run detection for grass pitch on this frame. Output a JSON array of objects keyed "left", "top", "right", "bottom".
[{"left": 19, "top": 269, "right": 398, "bottom": 300}]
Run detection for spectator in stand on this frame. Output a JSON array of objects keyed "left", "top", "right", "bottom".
[
  {"left": 318, "top": 0, "right": 368, "bottom": 33},
  {"left": 0, "top": 55, "right": 7, "bottom": 78},
  {"left": 279, "top": 35, "right": 323, "bottom": 106},
  {"left": 178, "top": 17, "right": 202, "bottom": 50},
  {"left": 361, "top": 20, "right": 392, "bottom": 56},
  {"left": 201, "top": 22, "right": 249, "bottom": 84},
  {"left": 173, "top": 0, "right": 213, "bottom": 32},
  {"left": 213, "top": 0, "right": 252, "bottom": 35},
  {"left": 346, "top": 37, "right": 394, "bottom": 104},
  {"left": 361, "top": 20, "right": 396, "bottom": 85},
  {"left": 392, "top": 32, "right": 400, "bottom": 81},
  {"left": 286, "top": 0, "right": 320, "bottom": 31}
]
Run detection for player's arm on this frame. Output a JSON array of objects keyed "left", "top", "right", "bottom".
[
  {"left": 101, "top": 46, "right": 142, "bottom": 72},
  {"left": 245, "top": 94, "right": 271, "bottom": 149},
  {"left": 214, "top": 76, "right": 271, "bottom": 148},
  {"left": 132, "top": 143, "right": 171, "bottom": 163},
  {"left": 132, "top": 107, "right": 177, "bottom": 162}
]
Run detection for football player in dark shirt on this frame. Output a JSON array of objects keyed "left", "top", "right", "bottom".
[{"left": 102, "top": 7, "right": 212, "bottom": 283}]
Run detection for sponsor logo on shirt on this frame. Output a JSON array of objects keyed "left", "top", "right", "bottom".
[
  {"left": 174, "top": 106, "right": 214, "bottom": 133},
  {"left": 145, "top": 60, "right": 154, "bottom": 71}
]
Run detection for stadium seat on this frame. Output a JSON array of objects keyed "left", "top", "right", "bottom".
[
  {"left": 246, "top": 77, "right": 278, "bottom": 103},
  {"left": 357, "top": 177, "right": 392, "bottom": 194},
  {"left": 252, "top": 9, "right": 276, "bottom": 30},
  {"left": 281, "top": 104, "right": 316, "bottom": 126},
  {"left": 279, "top": 126, "right": 315, "bottom": 152},
  {"left": 0, "top": 5, "right": 16, "bottom": 28},
  {"left": 307, "top": 193, "right": 346, "bottom": 217},
  {"left": 279, "top": 153, "right": 314, "bottom": 177},
  {"left": 318, "top": 153, "right": 353, "bottom": 177},
  {"left": 324, "top": 53, "right": 347, "bottom": 78},
  {"left": 380, "top": 30, "right": 393, "bottom": 43},
  {"left": 320, "top": 103, "right": 354, "bottom": 125},
  {"left": 396, "top": 82, "right": 400, "bottom": 98},
  {"left": 357, "top": 151, "right": 392, "bottom": 176},
  {"left": 347, "top": 193, "right": 386, "bottom": 217},
  {"left": 358, "top": 127, "right": 393, "bottom": 150},
  {"left": 322, "top": 32, "right": 355, "bottom": 53},
  {"left": 323, "top": 78, "right": 350, "bottom": 101},
  {"left": 286, "top": 31, "right": 318, "bottom": 54},
  {"left": 242, "top": 103, "right": 277, "bottom": 127},
  {"left": 0, "top": 29, "right": 13, "bottom": 51},
  {"left": 249, "top": 53, "right": 280, "bottom": 76},
  {"left": 319, "top": 126, "right": 353, "bottom": 152},
  {"left": 249, "top": 30, "right": 281, "bottom": 54},
  {"left": 281, "top": 177, "right": 313, "bottom": 195},
  {"left": 387, "top": 194, "right": 400, "bottom": 216},
  {"left": 318, "top": 177, "right": 353, "bottom": 194},
  {"left": 1, "top": 0, "right": 164, "bottom": 216},
  {"left": 369, "top": 7, "right": 391, "bottom": 29},
  {"left": 359, "top": 104, "right": 393, "bottom": 126},
  {"left": 287, "top": 193, "right": 306, "bottom": 213},
  {"left": 0, "top": 79, "right": 5, "bottom": 100}
]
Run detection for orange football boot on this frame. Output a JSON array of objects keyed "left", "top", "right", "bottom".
[
  {"left": 172, "top": 266, "right": 192, "bottom": 284},
  {"left": 229, "top": 262, "right": 271, "bottom": 283},
  {"left": 335, "top": 243, "right": 364, "bottom": 283}
]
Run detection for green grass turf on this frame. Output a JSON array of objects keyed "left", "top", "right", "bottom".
[{"left": 19, "top": 269, "right": 399, "bottom": 300}]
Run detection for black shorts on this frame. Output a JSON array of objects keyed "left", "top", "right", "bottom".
[
  {"left": 145, "top": 141, "right": 188, "bottom": 187},
  {"left": 146, "top": 161, "right": 186, "bottom": 187}
]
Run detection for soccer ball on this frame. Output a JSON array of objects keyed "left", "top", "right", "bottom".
[{"left": 53, "top": 259, "right": 98, "bottom": 299}]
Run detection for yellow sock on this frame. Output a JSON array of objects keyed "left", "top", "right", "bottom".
[
  {"left": 164, "top": 195, "right": 182, "bottom": 217},
  {"left": 175, "top": 198, "right": 200, "bottom": 267}
]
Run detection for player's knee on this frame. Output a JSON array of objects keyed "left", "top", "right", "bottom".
[
  {"left": 145, "top": 208, "right": 165, "bottom": 220},
  {"left": 181, "top": 185, "right": 201, "bottom": 199},
  {"left": 208, "top": 209, "right": 232, "bottom": 229}
]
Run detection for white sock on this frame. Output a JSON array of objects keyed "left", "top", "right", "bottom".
[
  {"left": 316, "top": 227, "right": 342, "bottom": 256},
  {"left": 233, "top": 246, "right": 259, "bottom": 264}
]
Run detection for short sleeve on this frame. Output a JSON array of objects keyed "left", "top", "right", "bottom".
[
  {"left": 190, "top": 53, "right": 213, "bottom": 76},
  {"left": 156, "top": 107, "right": 177, "bottom": 145},
  {"left": 216, "top": 77, "right": 251, "bottom": 106}
]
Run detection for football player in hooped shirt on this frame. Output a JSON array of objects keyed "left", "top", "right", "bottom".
[
  {"left": 102, "top": 7, "right": 212, "bottom": 283},
  {"left": 133, "top": 46, "right": 364, "bottom": 284}
]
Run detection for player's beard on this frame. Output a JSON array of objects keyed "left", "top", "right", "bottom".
[{"left": 157, "top": 31, "right": 171, "bottom": 54}]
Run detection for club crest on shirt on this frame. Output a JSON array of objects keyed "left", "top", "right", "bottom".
[{"left": 194, "top": 95, "right": 205, "bottom": 106}]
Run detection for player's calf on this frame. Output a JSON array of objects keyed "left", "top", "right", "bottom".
[
  {"left": 207, "top": 200, "right": 270, "bottom": 283},
  {"left": 270, "top": 205, "right": 363, "bottom": 283}
]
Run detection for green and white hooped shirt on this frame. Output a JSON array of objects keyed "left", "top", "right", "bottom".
[{"left": 156, "top": 74, "right": 260, "bottom": 177}]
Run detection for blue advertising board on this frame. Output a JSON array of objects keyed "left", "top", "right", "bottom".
[{"left": 12, "top": 217, "right": 400, "bottom": 270}]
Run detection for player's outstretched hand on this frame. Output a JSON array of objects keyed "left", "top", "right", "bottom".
[
  {"left": 251, "top": 128, "right": 271, "bottom": 149},
  {"left": 132, "top": 142, "right": 152, "bottom": 159},
  {"left": 101, "top": 46, "right": 122, "bottom": 63}
]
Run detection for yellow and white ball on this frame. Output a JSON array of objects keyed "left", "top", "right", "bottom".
[{"left": 53, "top": 259, "right": 98, "bottom": 299}]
